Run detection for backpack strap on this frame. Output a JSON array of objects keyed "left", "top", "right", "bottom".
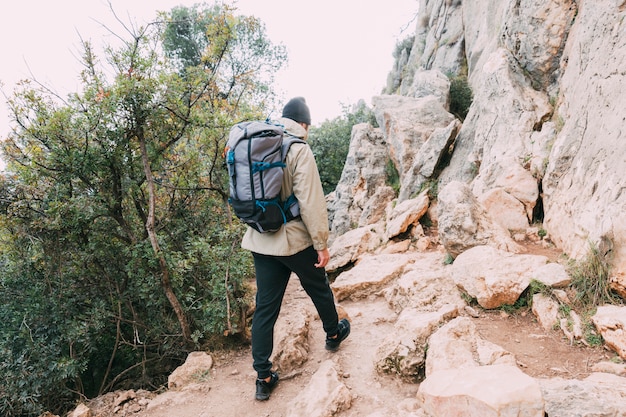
[{"left": 280, "top": 134, "right": 307, "bottom": 222}]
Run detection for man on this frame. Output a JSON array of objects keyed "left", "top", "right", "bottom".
[{"left": 241, "top": 97, "right": 350, "bottom": 401}]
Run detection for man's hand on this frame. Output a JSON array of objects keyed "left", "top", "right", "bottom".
[{"left": 315, "top": 248, "right": 330, "bottom": 268}]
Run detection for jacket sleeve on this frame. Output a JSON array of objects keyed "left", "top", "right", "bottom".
[{"left": 290, "top": 144, "right": 329, "bottom": 251}]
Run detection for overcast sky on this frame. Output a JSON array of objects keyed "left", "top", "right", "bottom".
[{"left": 0, "top": 0, "right": 418, "bottom": 138}]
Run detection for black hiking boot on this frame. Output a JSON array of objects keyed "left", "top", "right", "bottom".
[
  {"left": 325, "top": 318, "right": 351, "bottom": 352},
  {"left": 255, "top": 371, "right": 279, "bottom": 401}
]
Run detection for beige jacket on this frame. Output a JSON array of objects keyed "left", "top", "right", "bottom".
[{"left": 241, "top": 117, "right": 329, "bottom": 256}]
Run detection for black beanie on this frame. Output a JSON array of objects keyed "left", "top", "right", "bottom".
[{"left": 282, "top": 97, "right": 311, "bottom": 125}]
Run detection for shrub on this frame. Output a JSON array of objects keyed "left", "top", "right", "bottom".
[
  {"left": 449, "top": 74, "right": 473, "bottom": 121},
  {"left": 568, "top": 243, "right": 622, "bottom": 309}
]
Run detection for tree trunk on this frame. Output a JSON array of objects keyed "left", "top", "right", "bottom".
[{"left": 138, "top": 130, "right": 191, "bottom": 342}]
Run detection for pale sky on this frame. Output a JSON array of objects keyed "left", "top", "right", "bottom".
[{"left": 0, "top": 0, "right": 418, "bottom": 139}]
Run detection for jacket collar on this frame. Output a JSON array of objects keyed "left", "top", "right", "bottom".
[{"left": 278, "top": 117, "right": 308, "bottom": 140}]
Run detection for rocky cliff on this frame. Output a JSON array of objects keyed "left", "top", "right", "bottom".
[{"left": 329, "top": 0, "right": 626, "bottom": 295}]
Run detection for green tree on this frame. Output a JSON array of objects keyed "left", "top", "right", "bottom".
[
  {"left": 308, "top": 101, "right": 377, "bottom": 194},
  {"left": 0, "top": 3, "right": 286, "bottom": 415}
]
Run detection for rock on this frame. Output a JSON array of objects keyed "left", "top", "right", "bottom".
[
  {"left": 68, "top": 404, "right": 92, "bottom": 417},
  {"left": 472, "top": 160, "right": 539, "bottom": 224},
  {"left": 372, "top": 94, "right": 458, "bottom": 202},
  {"left": 451, "top": 245, "right": 548, "bottom": 309},
  {"left": 381, "top": 251, "right": 465, "bottom": 314},
  {"left": 533, "top": 262, "right": 571, "bottom": 288},
  {"left": 286, "top": 360, "right": 352, "bottom": 417},
  {"left": 168, "top": 351, "right": 213, "bottom": 390},
  {"left": 592, "top": 305, "right": 626, "bottom": 359},
  {"left": 539, "top": 373, "right": 626, "bottom": 417},
  {"left": 542, "top": 2, "right": 626, "bottom": 279},
  {"left": 591, "top": 361, "right": 626, "bottom": 376},
  {"left": 610, "top": 272, "right": 626, "bottom": 300},
  {"left": 425, "top": 317, "right": 516, "bottom": 377},
  {"left": 418, "top": 365, "right": 544, "bottom": 417},
  {"left": 531, "top": 293, "right": 560, "bottom": 332},
  {"left": 113, "top": 390, "right": 136, "bottom": 407},
  {"left": 331, "top": 253, "right": 417, "bottom": 301},
  {"left": 385, "top": 191, "right": 429, "bottom": 240},
  {"left": 375, "top": 304, "right": 458, "bottom": 380},
  {"left": 271, "top": 308, "right": 311, "bottom": 374},
  {"left": 327, "top": 124, "right": 394, "bottom": 236},
  {"left": 380, "top": 239, "right": 412, "bottom": 254},
  {"left": 327, "top": 225, "right": 384, "bottom": 272},
  {"left": 477, "top": 187, "right": 530, "bottom": 231},
  {"left": 437, "top": 182, "right": 524, "bottom": 258}
]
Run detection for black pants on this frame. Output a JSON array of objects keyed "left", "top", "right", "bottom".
[{"left": 251, "top": 246, "right": 339, "bottom": 379}]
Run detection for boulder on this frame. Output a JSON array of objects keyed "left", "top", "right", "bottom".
[
  {"left": 592, "top": 305, "right": 626, "bottom": 359},
  {"left": 418, "top": 365, "right": 544, "bottom": 417},
  {"left": 331, "top": 253, "right": 417, "bottom": 301},
  {"left": 168, "top": 352, "right": 213, "bottom": 390},
  {"left": 286, "top": 360, "right": 352, "bottom": 417},
  {"left": 437, "top": 181, "right": 523, "bottom": 258},
  {"left": 451, "top": 245, "right": 548, "bottom": 309}
]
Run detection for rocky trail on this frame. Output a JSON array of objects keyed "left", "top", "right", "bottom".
[{"left": 80, "top": 242, "right": 620, "bottom": 417}]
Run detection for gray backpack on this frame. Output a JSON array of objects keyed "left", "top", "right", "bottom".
[{"left": 225, "top": 120, "right": 305, "bottom": 233}]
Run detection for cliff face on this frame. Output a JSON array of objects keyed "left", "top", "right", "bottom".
[{"left": 367, "top": 0, "right": 626, "bottom": 282}]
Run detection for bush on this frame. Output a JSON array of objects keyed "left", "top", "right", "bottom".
[
  {"left": 568, "top": 243, "right": 622, "bottom": 309},
  {"left": 449, "top": 74, "right": 473, "bottom": 121}
]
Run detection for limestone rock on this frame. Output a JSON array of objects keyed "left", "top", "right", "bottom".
[
  {"left": 542, "top": 2, "right": 626, "bottom": 278},
  {"left": 418, "top": 365, "right": 544, "bottom": 417},
  {"left": 592, "top": 305, "right": 626, "bottom": 359},
  {"left": 375, "top": 304, "right": 458, "bottom": 380},
  {"left": 539, "top": 373, "right": 626, "bottom": 417},
  {"left": 327, "top": 124, "right": 394, "bottom": 236},
  {"left": 68, "top": 404, "right": 92, "bottom": 417},
  {"left": 372, "top": 94, "right": 457, "bottom": 202},
  {"left": 385, "top": 191, "right": 429, "bottom": 239},
  {"left": 327, "top": 225, "right": 383, "bottom": 272},
  {"left": 331, "top": 253, "right": 417, "bottom": 302},
  {"left": 381, "top": 251, "right": 465, "bottom": 314},
  {"left": 477, "top": 188, "right": 529, "bottom": 231},
  {"left": 534, "top": 262, "right": 571, "bottom": 288},
  {"left": 286, "top": 360, "right": 352, "bottom": 417},
  {"left": 425, "top": 317, "right": 516, "bottom": 377},
  {"left": 168, "top": 351, "right": 213, "bottom": 390},
  {"left": 610, "top": 272, "right": 626, "bottom": 300},
  {"left": 591, "top": 361, "right": 626, "bottom": 376},
  {"left": 437, "top": 181, "right": 524, "bottom": 258},
  {"left": 531, "top": 293, "right": 559, "bottom": 332},
  {"left": 271, "top": 308, "right": 311, "bottom": 374},
  {"left": 451, "top": 245, "right": 548, "bottom": 309},
  {"left": 397, "top": 0, "right": 466, "bottom": 91},
  {"left": 472, "top": 158, "right": 540, "bottom": 223}
]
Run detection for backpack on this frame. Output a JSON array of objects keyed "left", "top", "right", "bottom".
[{"left": 225, "top": 120, "right": 305, "bottom": 233}]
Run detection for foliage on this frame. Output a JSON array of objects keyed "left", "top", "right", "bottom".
[
  {"left": 308, "top": 101, "right": 377, "bottom": 194},
  {"left": 568, "top": 242, "right": 622, "bottom": 310},
  {"left": 0, "top": 3, "right": 284, "bottom": 415},
  {"left": 448, "top": 73, "right": 473, "bottom": 121},
  {"left": 417, "top": 179, "right": 438, "bottom": 199},
  {"left": 385, "top": 159, "right": 401, "bottom": 196},
  {"left": 393, "top": 35, "right": 415, "bottom": 60}
]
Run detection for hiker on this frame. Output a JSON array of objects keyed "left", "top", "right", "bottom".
[{"left": 240, "top": 97, "right": 350, "bottom": 401}]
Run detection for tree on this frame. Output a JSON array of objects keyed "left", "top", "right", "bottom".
[
  {"left": 0, "top": 3, "right": 286, "bottom": 415},
  {"left": 308, "top": 101, "right": 378, "bottom": 194}
]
